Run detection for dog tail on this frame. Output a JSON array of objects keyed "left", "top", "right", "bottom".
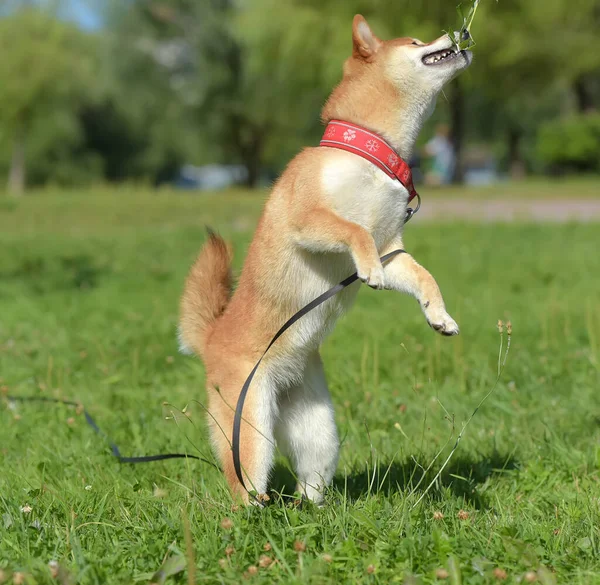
[{"left": 178, "top": 229, "right": 233, "bottom": 359}]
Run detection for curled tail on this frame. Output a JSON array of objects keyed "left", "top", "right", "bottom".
[{"left": 178, "top": 230, "right": 232, "bottom": 358}]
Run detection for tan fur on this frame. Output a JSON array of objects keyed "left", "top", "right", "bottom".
[
  {"left": 178, "top": 233, "right": 232, "bottom": 357},
  {"left": 179, "top": 15, "right": 472, "bottom": 503}
]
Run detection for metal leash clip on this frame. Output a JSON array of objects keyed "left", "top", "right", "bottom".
[{"left": 404, "top": 192, "right": 421, "bottom": 224}]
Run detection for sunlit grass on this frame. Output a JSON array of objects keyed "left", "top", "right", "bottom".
[{"left": 1, "top": 190, "right": 599, "bottom": 584}]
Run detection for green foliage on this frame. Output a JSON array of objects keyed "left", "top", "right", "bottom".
[
  {"left": 474, "top": 0, "right": 600, "bottom": 105},
  {"left": 99, "top": 1, "right": 203, "bottom": 182},
  {"left": 1, "top": 189, "right": 600, "bottom": 583},
  {"left": 0, "top": 106, "right": 104, "bottom": 187},
  {"left": 232, "top": 0, "right": 335, "bottom": 164},
  {"left": 0, "top": 8, "right": 96, "bottom": 124},
  {"left": 454, "top": 0, "right": 483, "bottom": 49},
  {"left": 537, "top": 114, "right": 600, "bottom": 172},
  {"left": 0, "top": 7, "right": 98, "bottom": 191},
  {"left": 1, "top": 0, "right": 599, "bottom": 188}
]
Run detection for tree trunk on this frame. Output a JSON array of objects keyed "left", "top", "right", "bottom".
[
  {"left": 243, "top": 146, "right": 261, "bottom": 188},
  {"left": 573, "top": 76, "right": 595, "bottom": 113},
  {"left": 244, "top": 163, "right": 260, "bottom": 188},
  {"left": 240, "top": 130, "right": 263, "bottom": 189},
  {"left": 8, "top": 125, "right": 26, "bottom": 196},
  {"left": 507, "top": 127, "right": 526, "bottom": 180},
  {"left": 449, "top": 79, "right": 465, "bottom": 184}
]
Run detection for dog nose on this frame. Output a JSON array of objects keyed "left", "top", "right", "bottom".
[{"left": 453, "top": 30, "right": 470, "bottom": 43}]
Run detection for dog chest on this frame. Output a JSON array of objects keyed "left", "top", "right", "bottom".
[{"left": 321, "top": 152, "right": 408, "bottom": 245}]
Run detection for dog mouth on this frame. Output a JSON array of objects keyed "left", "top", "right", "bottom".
[{"left": 422, "top": 47, "right": 463, "bottom": 66}]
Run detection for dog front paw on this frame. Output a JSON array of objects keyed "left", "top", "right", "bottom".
[
  {"left": 425, "top": 306, "right": 460, "bottom": 336},
  {"left": 357, "top": 262, "right": 385, "bottom": 290}
]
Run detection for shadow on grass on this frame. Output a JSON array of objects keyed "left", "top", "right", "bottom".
[
  {"left": 270, "top": 461, "right": 298, "bottom": 499},
  {"left": 269, "top": 450, "right": 518, "bottom": 509},
  {"left": 334, "top": 450, "right": 518, "bottom": 508}
]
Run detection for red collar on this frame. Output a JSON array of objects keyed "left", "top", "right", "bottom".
[{"left": 320, "top": 120, "right": 418, "bottom": 203}]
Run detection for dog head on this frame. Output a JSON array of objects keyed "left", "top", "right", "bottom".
[
  {"left": 348, "top": 15, "right": 472, "bottom": 93},
  {"left": 323, "top": 16, "right": 472, "bottom": 132}
]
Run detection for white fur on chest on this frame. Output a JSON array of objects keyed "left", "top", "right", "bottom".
[
  {"left": 321, "top": 151, "right": 408, "bottom": 249},
  {"left": 264, "top": 152, "right": 409, "bottom": 383}
]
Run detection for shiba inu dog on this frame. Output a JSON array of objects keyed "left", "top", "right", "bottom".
[{"left": 179, "top": 15, "right": 472, "bottom": 504}]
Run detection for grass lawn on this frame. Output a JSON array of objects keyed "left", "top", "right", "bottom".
[{"left": 1, "top": 188, "right": 599, "bottom": 584}]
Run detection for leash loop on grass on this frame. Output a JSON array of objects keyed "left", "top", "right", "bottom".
[
  {"left": 232, "top": 248, "right": 407, "bottom": 492},
  {"left": 3, "top": 394, "right": 218, "bottom": 468}
]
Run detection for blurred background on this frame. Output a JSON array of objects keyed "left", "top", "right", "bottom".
[{"left": 0, "top": 0, "right": 599, "bottom": 195}]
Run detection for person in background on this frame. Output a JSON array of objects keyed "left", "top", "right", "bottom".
[{"left": 422, "top": 124, "right": 455, "bottom": 186}]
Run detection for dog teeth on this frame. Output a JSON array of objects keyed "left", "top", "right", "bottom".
[{"left": 424, "top": 49, "right": 458, "bottom": 65}]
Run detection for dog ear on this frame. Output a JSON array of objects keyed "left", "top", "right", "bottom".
[{"left": 352, "top": 15, "right": 381, "bottom": 60}]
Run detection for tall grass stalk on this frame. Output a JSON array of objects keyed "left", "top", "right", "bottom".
[{"left": 411, "top": 321, "right": 512, "bottom": 510}]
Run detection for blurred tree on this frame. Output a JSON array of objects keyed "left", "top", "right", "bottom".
[
  {"left": 95, "top": 0, "right": 600, "bottom": 183},
  {"left": 107, "top": 0, "right": 334, "bottom": 186},
  {"left": 1, "top": 0, "right": 597, "bottom": 189},
  {"left": 0, "top": 7, "right": 96, "bottom": 194},
  {"left": 228, "top": 0, "right": 332, "bottom": 184},
  {"left": 96, "top": 0, "right": 203, "bottom": 184},
  {"left": 474, "top": 0, "right": 600, "bottom": 176},
  {"left": 537, "top": 113, "right": 600, "bottom": 173}
]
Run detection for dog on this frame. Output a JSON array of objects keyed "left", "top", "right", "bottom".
[{"left": 179, "top": 15, "right": 472, "bottom": 504}]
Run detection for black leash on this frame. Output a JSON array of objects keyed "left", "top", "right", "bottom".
[
  {"left": 232, "top": 248, "right": 407, "bottom": 493},
  {"left": 4, "top": 200, "right": 420, "bottom": 485},
  {"left": 3, "top": 394, "right": 217, "bottom": 467}
]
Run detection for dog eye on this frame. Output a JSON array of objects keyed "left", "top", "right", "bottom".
[{"left": 411, "top": 41, "right": 420, "bottom": 46}]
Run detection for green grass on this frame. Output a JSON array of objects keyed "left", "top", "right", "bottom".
[{"left": 1, "top": 188, "right": 599, "bottom": 585}]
